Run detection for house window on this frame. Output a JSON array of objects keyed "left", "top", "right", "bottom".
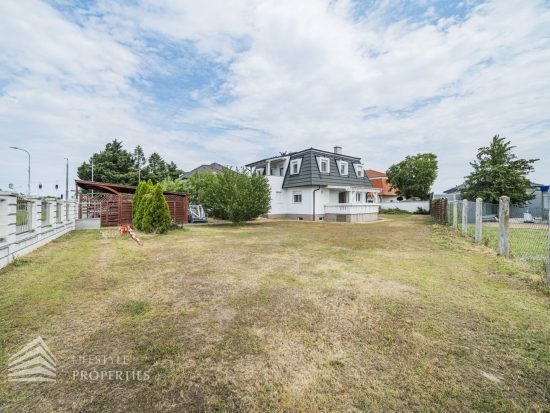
[
  {"left": 318, "top": 157, "right": 330, "bottom": 173},
  {"left": 276, "top": 191, "right": 282, "bottom": 203},
  {"left": 355, "top": 164, "right": 364, "bottom": 177},
  {"left": 280, "top": 167, "right": 284, "bottom": 176},
  {"left": 293, "top": 191, "right": 302, "bottom": 203},
  {"left": 291, "top": 160, "right": 299, "bottom": 175},
  {"left": 356, "top": 192, "right": 362, "bottom": 202},
  {"left": 339, "top": 161, "right": 348, "bottom": 175},
  {"left": 270, "top": 168, "right": 275, "bottom": 175}
]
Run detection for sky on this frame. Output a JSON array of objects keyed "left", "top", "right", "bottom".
[{"left": 0, "top": 0, "right": 549, "bottom": 196}]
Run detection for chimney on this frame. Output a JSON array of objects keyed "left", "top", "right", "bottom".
[{"left": 334, "top": 146, "right": 342, "bottom": 154}]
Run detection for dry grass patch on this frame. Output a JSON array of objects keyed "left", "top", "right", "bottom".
[{"left": 1, "top": 216, "right": 550, "bottom": 412}]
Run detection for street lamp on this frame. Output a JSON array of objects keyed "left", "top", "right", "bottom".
[
  {"left": 64, "top": 158, "right": 69, "bottom": 201},
  {"left": 10, "top": 147, "right": 30, "bottom": 196}
]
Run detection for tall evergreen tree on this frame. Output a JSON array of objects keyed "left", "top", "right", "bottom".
[
  {"left": 77, "top": 141, "right": 181, "bottom": 186},
  {"left": 148, "top": 153, "right": 169, "bottom": 183},
  {"left": 77, "top": 140, "right": 134, "bottom": 185},
  {"left": 461, "top": 135, "right": 539, "bottom": 204}
]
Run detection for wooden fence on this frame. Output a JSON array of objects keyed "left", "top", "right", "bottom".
[{"left": 78, "top": 193, "right": 187, "bottom": 227}]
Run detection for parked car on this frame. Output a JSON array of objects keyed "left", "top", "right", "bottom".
[{"left": 188, "top": 204, "right": 208, "bottom": 223}]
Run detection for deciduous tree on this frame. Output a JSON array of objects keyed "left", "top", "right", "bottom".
[
  {"left": 198, "top": 168, "right": 270, "bottom": 224},
  {"left": 386, "top": 153, "right": 438, "bottom": 200}
]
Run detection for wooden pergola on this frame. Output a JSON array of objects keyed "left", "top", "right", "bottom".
[{"left": 76, "top": 180, "right": 188, "bottom": 227}]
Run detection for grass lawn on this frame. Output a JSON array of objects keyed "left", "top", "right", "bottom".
[
  {"left": 458, "top": 223, "right": 549, "bottom": 272},
  {"left": 1, "top": 215, "right": 550, "bottom": 412}
]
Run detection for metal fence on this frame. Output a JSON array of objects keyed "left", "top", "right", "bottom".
[
  {"left": 41, "top": 201, "right": 48, "bottom": 224},
  {"left": 433, "top": 197, "right": 550, "bottom": 280},
  {"left": 16, "top": 196, "right": 30, "bottom": 234},
  {"left": 55, "top": 203, "right": 62, "bottom": 224}
]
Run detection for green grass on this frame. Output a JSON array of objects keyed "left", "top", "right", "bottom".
[
  {"left": 455, "top": 223, "right": 548, "bottom": 271},
  {"left": 1, "top": 216, "right": 550, "bottom": 412}
]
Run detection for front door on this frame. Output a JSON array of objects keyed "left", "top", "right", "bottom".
[{"left": 338, "top": 192, "right": 347, "bottom": 203}]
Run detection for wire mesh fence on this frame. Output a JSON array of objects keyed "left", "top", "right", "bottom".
[
  {"left": 432, "top": 197, "right": 549, "bottom": 277},
  {"left": 16, "top": 196, "right": 30, "bottom": 234},
  {"left": 466, "top": 201, "right": 476, "bottom": 239},
  {"left": 508, "top": 205, "right": 548, "bottom": 272}
]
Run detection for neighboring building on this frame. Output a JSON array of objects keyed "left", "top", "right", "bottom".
[
  {"left": 179, "top": 162, "right": 225, "bottom": 180},
  {"left": 246, "top": 146, "right": 381, "bottom": 222},
  {"left": 443, "top": 182, "right": 548, "bottom": 208},
  {"left": 365, "top": 169, "right": 400, "bottom": 203},
  {"left": 443, "top": 184, "right": 465, "bottom": 195}
]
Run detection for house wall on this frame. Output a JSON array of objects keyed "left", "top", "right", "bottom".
[
  {"left": 0, "top": 192, "right": 77, "bottom": 269},
  {"left": 380, "top": 195, "right": 400, "bottom": 203},
  {"left": 381, "top": 201, "right": 430, "bottom": 212}
]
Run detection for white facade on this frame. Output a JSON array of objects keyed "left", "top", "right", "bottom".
[{"left": 256, "top": 152, "right": 381, "bottom": 222}]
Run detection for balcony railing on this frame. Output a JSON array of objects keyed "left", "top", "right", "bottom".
[{"left": 324, "top": 203, "right": 380, "bottom": 215}]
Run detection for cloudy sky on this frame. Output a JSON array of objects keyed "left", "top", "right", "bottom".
[{"left": 0, "top": 0, "right": 549, "bottom": 196}]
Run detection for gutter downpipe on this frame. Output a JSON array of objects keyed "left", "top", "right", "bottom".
[{"left": 313, "top": 185, "right": 321, "bottom": 221}]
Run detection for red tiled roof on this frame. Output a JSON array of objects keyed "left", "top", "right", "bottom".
[{"left": 365, "top": 169, "right": 386, "bottom": 178}]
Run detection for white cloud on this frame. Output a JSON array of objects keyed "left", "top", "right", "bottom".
[{"left": 0, "top": 0, "right": 549, "bottom": 194}]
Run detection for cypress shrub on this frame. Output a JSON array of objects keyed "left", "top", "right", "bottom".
[
  {"left": 132, "top": 180, "right": 148, "bottom": 230},
  {"left": 141, "top": 183, "right": 172, "bottom": 234}
]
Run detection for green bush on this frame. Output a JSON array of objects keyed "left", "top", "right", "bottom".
[
  {"left": 141, "top": 183, "right": 172, "bottom": 234},
  {"left": 413, "top": 207, "right": 429, "bottom": 215},
  {"left": 379, "top": 207, "right": 411, "bottom": 215},
  {"left": 199, "top": 167, "right": 271, "bottom": 224}
]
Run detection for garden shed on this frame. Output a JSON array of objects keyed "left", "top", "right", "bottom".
[{"left": 76, "top": 180, "right": 188, "bottom": 227}]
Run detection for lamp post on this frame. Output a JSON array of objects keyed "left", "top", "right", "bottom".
[
  {"left": 64, "top": 158, "right": 69, "bottom": 201},
  {"left": 91, "top": 160, "right": 94, "bottom": 196},
  {"left": 10, "top": 147, "right": 30, "bottom": 196}
]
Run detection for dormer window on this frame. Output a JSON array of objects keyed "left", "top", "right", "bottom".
[
  {"left": 355, "top": 164, "right": 364, "bottom": 177},
  {"left": 290, "top": 159, "right": 301, "bottom": 175},
  {"left": 318, "top": 157, "right": 330, "bottom": 173},
  {"left": 339, "top": 161, "right": 348, "bottom": 176}
]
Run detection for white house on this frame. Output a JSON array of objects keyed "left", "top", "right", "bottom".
[{"left": 246, "top": 146, "right": 381, "bottom": 222}]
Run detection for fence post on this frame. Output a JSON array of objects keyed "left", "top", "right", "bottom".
[
  {"left": 0, "top": 192, "right": 17, "bottom": 266},
  {"left": 453, "top": 201, "right": 458, "bottom": 229},
  {"left": 446, "top": 199, "right": 451, "bottom": 225},
  {"left": 475, "top": 198, "right": 482, "bottom": 243},
  {"left": 28, "top": 196, "right": 42, "bottom": 236},
  {"left": 462, "top": 199, "right": 468, "bottom": 235},
  {"left": 547, "top": 208, "right": 550, "bottom": 285},
  {"left": 498, "top": 196, "right": 510, "bottom": 258}
]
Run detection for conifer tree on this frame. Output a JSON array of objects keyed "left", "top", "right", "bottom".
[
  {"left": 461, "top": 135, "right": 538, "bottom": 204},
  {"left": 132, "top": 180, "right": 148, "bottom": 230},
  {"left": 141, "top": 183, "right": 172, "bottom": 234}
]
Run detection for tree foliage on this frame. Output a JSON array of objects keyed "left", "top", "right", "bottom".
[
  {"left": 141, "top": 183, "right": 172, "bottom": 234},
  {"left": 386, "top": 153, "right": 438, "bottom": 200},
  {"left": 460, "top": 135, "right": 538, "bottom": 205},
  {"left": 132, "top": 180, "right": 151, "bottom": 230},
  {"left": 196, "top": 168, "right": 271, "bottom": 224},
  {"left": 77, "top": 140, "right": 183, "bottom": 186},
  {"left": 161, "top": 172, "right": 208, "bottom": 204}
]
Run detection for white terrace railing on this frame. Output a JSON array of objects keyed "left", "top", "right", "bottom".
[{"left": 324, "top": 203, "right": 380, "bottom": 215}]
